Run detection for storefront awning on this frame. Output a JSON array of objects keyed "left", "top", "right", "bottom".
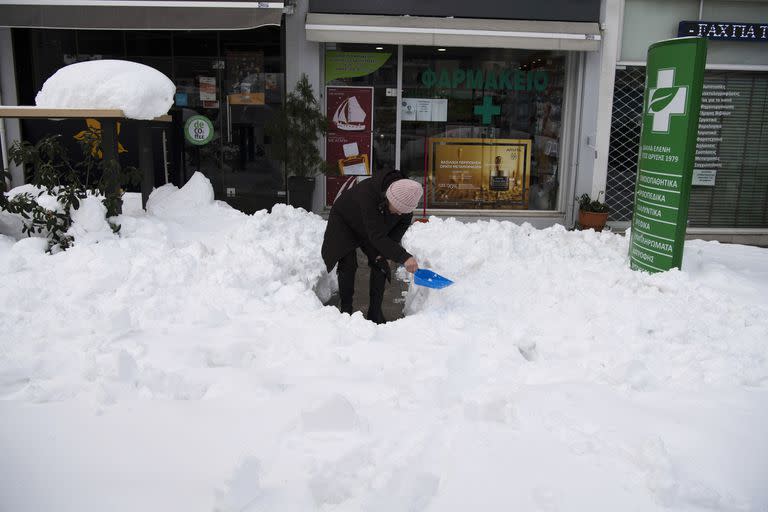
[
  {"left": 306, "top": 14, "right": 601, "bottom": 51},
  {"left": 0, "top": 0, "right": 284, "bottom": 30}
]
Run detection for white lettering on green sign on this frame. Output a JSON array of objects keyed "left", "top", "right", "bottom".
[
  {"left": 636, "top": 189, "right": 667, "bottom": 203},
  {"left": 638, "top": 174, "right": 680, "bottom": 189}
]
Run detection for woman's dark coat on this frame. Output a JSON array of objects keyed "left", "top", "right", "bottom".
[{"left": 321, "top": 170, "right": 414, "bottom": 273}]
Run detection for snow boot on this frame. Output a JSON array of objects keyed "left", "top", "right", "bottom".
[
  {"left": 367, "top": 264, "right": 387, "bottom": 324},
  {"left": 337, "top": 250, "right": 357, "bottom": 315}
]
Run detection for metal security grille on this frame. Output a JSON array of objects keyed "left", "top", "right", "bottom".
[
  {"left": 606, "top": 67, "right": 645, "bottom": 221},
  {"left": 606, "top": 67, "right": 768, "bottom": 228}
]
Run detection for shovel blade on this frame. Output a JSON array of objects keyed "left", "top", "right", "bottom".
[{"left": 414, "top": 269, "right": 454, "bottom": 289}]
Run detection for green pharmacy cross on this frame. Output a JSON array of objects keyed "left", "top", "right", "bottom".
[{"left": 474, "top": 95, "right": 500, "bottom": 124}]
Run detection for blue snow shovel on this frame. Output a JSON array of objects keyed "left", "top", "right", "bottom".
[{"left": 413, "top": 269, "right": 454, "bottom": 289}]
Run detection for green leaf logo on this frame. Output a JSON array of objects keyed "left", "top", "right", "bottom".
[{"left": 649, "top": 87, "right": 678, "bottom": 113}]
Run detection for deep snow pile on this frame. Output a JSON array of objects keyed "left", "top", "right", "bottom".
[
  {"left": 35, "top": 59, "right": 175, "bottom": 120},
  {"left": 1, "top": 173, "right": 767, "bottom": 512}
]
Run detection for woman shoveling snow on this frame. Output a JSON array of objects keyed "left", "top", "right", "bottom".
[{"left": 321, "top": 170, "right": 422, "bottom": 324}]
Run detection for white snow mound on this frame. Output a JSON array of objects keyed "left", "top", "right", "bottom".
[
  {"left": 146, "top": 172, "right": 216, "bottom": 217},
  {"left": 35, "top": 60, "right": 175, "bottom": 120},
  {"left": 1, "top": 192, "right": 767, "bottom": 512},
  {"left": 67, "top": 195, "right": 115, "bottom": 244}
]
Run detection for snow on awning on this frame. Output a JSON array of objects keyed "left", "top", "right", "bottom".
[
  {"left": 0, "top": 0, "right": 284, "bottom": 30},
  {"left": 306, "top": 13, "right": 601, "bottom": 51}
]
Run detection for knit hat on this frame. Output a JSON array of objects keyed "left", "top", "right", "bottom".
[{"left": 386, "top": 179, "right": 423, "bottom": 214}]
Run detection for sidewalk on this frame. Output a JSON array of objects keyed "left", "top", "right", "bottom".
[{"left": 327, "top": 250, "right": 408, "bottom": 322}]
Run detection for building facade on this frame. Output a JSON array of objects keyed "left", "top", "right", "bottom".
[
  {"left": 1, "top": 0, "right": 615, "bottom": 227},
  {"left": 605, "top": 0, "right": 768, "bottom": 244},
  {"left": 10, "top": 0, "right": 764, "bottom": 246}
]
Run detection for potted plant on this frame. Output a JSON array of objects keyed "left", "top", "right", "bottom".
[
  {"left": 576, "top": 192, "right": 610, "bottom": 231},
  {"left": 266, "top": 73, "right": 328, "bottom": 211}
]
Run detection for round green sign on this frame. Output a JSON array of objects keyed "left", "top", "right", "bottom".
[{"left": 184, "top": 115, "right": 214, "bottom": 146}]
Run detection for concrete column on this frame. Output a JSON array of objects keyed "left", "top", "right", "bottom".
[
  {"left": 590, "top": 0, "right": 623, "bottom": 199},
  {"left": 285, "top": 0, "right": 321, "bottom": 96},
  {"left": 283, "top": 0, "right": 325, "bottom": 212},
  {"left": 575, "top": 51, "right": 602, "bottom": 208},
  {"left": 0, "top": 28, "right": 23, "bottom": 188}
]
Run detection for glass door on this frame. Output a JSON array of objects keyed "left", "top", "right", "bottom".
[{"left": 220, "top": 28, "right": 285, "bottom": 214}]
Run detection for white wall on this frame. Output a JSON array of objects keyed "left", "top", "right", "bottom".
[
  {"left": 620, "top": 0, "right": 768, "bottom": 66},
  {"left": 589, "top": 0, "right": 623, "bottom": 204},
  {"left": 0, "top": 27, "right": 23, "bottom": 188},
  {"left": 566, "top": 0, "right": 623, "bottom": 226}
]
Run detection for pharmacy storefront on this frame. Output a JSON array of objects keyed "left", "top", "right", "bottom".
[
  {"left": 303, "top": 0, "right": 603, "bottom": 221},
  {"left": 607, "top": 0, "right": 768, "bottom": 243}
]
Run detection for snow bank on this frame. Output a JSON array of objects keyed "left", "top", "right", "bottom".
[
  {"left": 1, "top": 176, "right": 767, "bottom": 512},
  {"left": 146, "top": 172, "right": 216, "bottom": 217},
  {"left": 35, "top": 60, "right": 175, "bottom": 120},
  {"left": 66, "top": 195, "right": 116, "bottom": 244}
]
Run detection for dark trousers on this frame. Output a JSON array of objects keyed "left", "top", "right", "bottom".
[{"left": 337, "top": 249, "right": 387, "bottom": 324}]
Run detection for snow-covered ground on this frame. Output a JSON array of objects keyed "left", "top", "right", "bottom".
[{"left": 1, "top": 173, "right": 767, "bottom": 512}]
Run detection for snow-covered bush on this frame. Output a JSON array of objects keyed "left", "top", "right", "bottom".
[{"left": 1, "top": 134, "right": 140, "bottom": 251}]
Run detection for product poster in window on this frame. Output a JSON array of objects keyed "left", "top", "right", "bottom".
[
  {"left": 326, "top": 86, "right": 374, "bottom": 184},
  {"left": 428, "top": 138, "right": 532, "bottom": 209},
  {"left": 326, "top": 132, "right": 371, "bottom": 176},
  {"left": 226, "top": 51, "right": 265, "bottom": 105}
]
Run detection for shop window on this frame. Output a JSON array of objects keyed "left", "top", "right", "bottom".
[
  {"left": 217, "top": 26, "right": 285, "bottom": 213},
  {"left": 76, "top": 30, "right": 126, "bottom": 58},
  {"left": 173, "top": 32, "right": 218, "bottom": 57},
  {"left": 401, "top": 46, "right": 566, "bottom": 211},
  {"left": 15, "top": 29, "right": 77, "bottom": 99},
  {"left": 126, "top": 31, "right": 172, "bottom": 58},
  {"left": 13, "top": 27, "right": 285, "bottom": 215}
]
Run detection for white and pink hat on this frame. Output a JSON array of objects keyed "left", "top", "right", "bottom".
[{"left": 386, "top": 180, "right": 423, "bottom": 214}]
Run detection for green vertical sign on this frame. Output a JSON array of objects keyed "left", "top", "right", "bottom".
[{"left": 629, "top": 37, "right": 707, "bottom": 273}]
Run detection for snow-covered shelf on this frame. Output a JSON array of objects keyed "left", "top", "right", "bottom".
[{"left": 0, "top": 106, "right": 171, "bottom": 122}]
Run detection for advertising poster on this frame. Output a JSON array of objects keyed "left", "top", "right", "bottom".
[
  {"left": 199, "top": 76, "right": 216, "bottom": 101},
  {"left": 326, "top": 86, "right": 374, "bottom": 205},
  {"left": 327, "top": 86, "right": 373, "bottom": 133},
  {"left": 228, "top": 93, "right": 265, "bottom": 105},
  {"left": 326, "top": 132, "right": 372, "bottom": 176},
  {"left": 428, "top": 138, "right": 532, "bottom": 208},
  {"left": 226, "top": 50, "right": 265, "bottom": 105}
]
